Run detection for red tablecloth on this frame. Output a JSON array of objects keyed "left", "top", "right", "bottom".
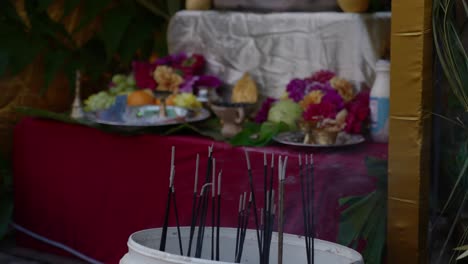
[{"left": 13, "top": 118, "right": 387, "bottom": 263}]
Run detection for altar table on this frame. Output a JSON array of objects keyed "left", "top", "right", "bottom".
[{"left": 13, "top": 118, "right": 387, "bottom": 263}]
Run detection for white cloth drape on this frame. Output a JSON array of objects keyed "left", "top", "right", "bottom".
[{"left": 168, "top": 11, "right": 391, "bottom": 98}]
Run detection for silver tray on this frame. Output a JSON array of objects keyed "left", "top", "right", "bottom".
[
  {"left": 273, "top": 131, "right": 365, "bottom": 148},
  {"left": 86, "top": 105, "right": 210, "bottom": 127}
]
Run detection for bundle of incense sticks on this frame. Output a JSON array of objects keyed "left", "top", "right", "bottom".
[
  {"left": 300, "top": 154, "right": 315, "bottom": 264},
  {"left": 159, "top": 147, "right": 306, "bottom": 264},
  {"left": 188, "top": 146, "right": 223, "bottom": 260},
  {"left": 260, "top": 153, "right": 276, "bottom": 264}
]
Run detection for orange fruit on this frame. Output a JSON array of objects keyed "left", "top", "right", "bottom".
[{"left": 127, "top": 90, "right": 155, "bottom": 106}]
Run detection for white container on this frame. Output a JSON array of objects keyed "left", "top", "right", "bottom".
[
  {"left": 120, "top": 227, "right": 363, "bottom": 264},
  {"left": 370, "top": 60, "right": 390, "bottom": 143}
]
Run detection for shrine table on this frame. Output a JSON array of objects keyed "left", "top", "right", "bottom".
[{"left": 13, "top": 118, "right": 387, "bottom": 263}]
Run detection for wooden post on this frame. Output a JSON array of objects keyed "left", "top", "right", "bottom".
[{"left": 388, "top": 0, "right": 433, "bottom": 263}]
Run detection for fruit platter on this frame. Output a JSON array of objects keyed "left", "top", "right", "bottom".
[{"left": 83, "top": 53, "right": 221, "bottom": 127}]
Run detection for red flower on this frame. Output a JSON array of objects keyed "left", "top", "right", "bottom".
[
  {"left": 132, "top": 61, "right": 157, "bottom": 89},
  {"left": 305, "top": 70, "right": 336, "bottom": 84},
  {"left": 303, "top": 101, "right": 338, "bottom": 122},
  {"left": 344, "top": 91, "right": 370, "bottom": 134},
  {"left": 175, "top": 54, "right": 206, "bottom": 76}
]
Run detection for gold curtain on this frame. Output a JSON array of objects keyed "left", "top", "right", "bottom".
[
  {"left": 0, "top": 0, "right": 100, "bottom": 156},
  {"left": 388, "top": 0, "right": 433, "bottom": 262}
]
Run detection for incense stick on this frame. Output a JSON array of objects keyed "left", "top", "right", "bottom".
[
  {"left": 187, "top": 154, "right": 199, "bottom": 256},
  {"left": 195, "top": 182, "right": 212, "bottom": 258},
  {"left": 211, "top": 159, "right": 216, "bottom": 260},
  {"left": 159, "top": 147, "right": 176, "bottom": 251},
  {"left": 172, "top": 185, "right": 183, "bottom": 255},
  {"left": 299, "top": 155, "right": 311, "bottom": 264},
  {"left": 309, "top": 154, "right": 315, "bottom": 264},
  {"left": 216, "top": 170, "right": 222, "bottom": 261},
  {"left": 277, "top": 156, "right": 285, "bottom": 264},
  {"left": 235, "top": 194, "right": 243, "bottom": 259}
]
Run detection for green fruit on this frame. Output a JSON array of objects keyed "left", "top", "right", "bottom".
[{"left": 267, "top": 99, "right": 303, "bottom": 130}]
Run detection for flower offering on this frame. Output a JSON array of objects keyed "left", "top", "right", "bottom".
[{"left": 255, "top": 69, "right": 370, "bottom": 142}]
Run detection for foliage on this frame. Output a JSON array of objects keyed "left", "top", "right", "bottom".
[
  {"left": 0, "top": 154, "right": 13, "bottom": 240},
  {"left": 338, "top": 157, "right": 387, "bottom": 264},
  {"left": 229, "top": 121, "right": 290, "bottom": 147},
  {"left": 433, "top": 0, "right": 468, "bottom": 261},
  {"left": 0, "top": 0, "right": 183, "bottom": 93}
]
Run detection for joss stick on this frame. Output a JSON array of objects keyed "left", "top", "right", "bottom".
[
  {"left": 211, "top": 159, "right": 216, "bottom": 260},
  {"left": 216, "top": 170, "right": 222, "bottom": 261},
  {"left": 235, "top": 194, "right": 243, "bottom": 259},
  {"left": 244, "top": 150, "right": 262, "bottom": 257},
  {"left": 299, "top": 155, "right": 311, "bottom": 264},
  {"left": 172, "top": 185, "right": 183, "bottom": 255},
  {"left": 260, "top": 208, "right": 264, "bottom": 247},
  {"left": 277, "top": 156, "right": 287, "bottom": 264},
  {"left": 159, "top": 146, "right": 175, "bottom": 252},
  {"left": 305, "top": 155, "right": 312, "bottom": 264},
  {"left": 261, "top": 152, "right": 267, "bottom": 263},
  {"left": 187, "top": 154, "right": 199, "bottom": 256},
  {"left": 309, "top": 154, "right": 315, "bottom": 264},
  {"left": 195, "top": 183, "right": 212, "bottom": 258}
]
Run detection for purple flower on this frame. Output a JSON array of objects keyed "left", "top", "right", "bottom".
[
  {"left": 179, "top": 76, "right": 199, "bottom": 93},
  {"left": 322, "top": 88, "right": 345, "bottom": 111},
  {"left": 255, "top": 97, "right": 278, "bottom": 123},
  {"left": 306, "top": 81, "right": 334, "bottom": 94},
  {"left": 155, "top": 52, "right": 188, "bottom": 67},
  {"left": 286, "top": 79, "right": 307, "bottom": 102},
  {"left": 195, "top": 75, "right": 222, "bottom": 89}
]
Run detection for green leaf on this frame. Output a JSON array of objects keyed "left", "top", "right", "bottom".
[
  {"left": 42, "top": 50, "right": 67, "bottom": 94},
  {"left": 229, "top": 121, "right": 289, "bottom": 146},
  {"left": 455, "top": 245, "right": 468, "bottom": 251},
  {"left": 99, "top": 5, "right": 135, "bottom": 59},
  {"left": 338, "top": 157, "right": 388, "bottom": 264}
]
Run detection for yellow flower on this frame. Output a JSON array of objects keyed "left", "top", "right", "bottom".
[
  {"left": 300, "top": 90, "right": 324, "bottom": 109},
  {"left": 153, "top": 66, "right": 183, "bottom": 93},
  {"left": 330, "top": 77, "right": 355, "bottom": 102}
]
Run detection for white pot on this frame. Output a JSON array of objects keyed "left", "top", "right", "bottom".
[{"left": 120, "top": 227, "right": 363, "bottom": 264}]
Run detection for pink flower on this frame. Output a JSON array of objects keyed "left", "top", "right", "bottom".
[{"left": 132, "top": 61, "right": 157, "bottom": 89}]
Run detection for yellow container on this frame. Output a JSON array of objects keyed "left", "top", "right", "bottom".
[{"left": 337, "top": 0, "right": 370, "bottom": 13}]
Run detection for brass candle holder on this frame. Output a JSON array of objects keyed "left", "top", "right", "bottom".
[{"left": 153, "top": 90, "right": 173, "bottom": 118}]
